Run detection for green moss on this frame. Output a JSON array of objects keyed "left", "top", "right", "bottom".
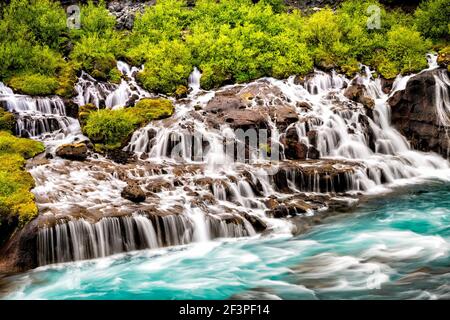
[
  {"left": 175, "top": 85, "right": 188, "bottom": 98},
  {"left": 109, "top": 67, "right": 122, "bottom": 84},
  {"left": 78, "top": 103, "right": 98, "bottom": 127},
  {"left": 83, "top": 99, "right": 174, "bottom": 151},
  {"left": 0, "top": 131, "right": 44, "bottom": 226},
  {"left": 55, "top": 63, "right": 79, "bottom": 98},
  {"left": 83, "top": 108, "right": 138, "bottom": 150},
  {"left": 0, "top": 109, "right": 15, "bottom": 132},
  {"left": 7, "top": 74, "right": 59, "bottom": 96},
  {"left": 133, "top": 98, "right": 175, "bottom": 122},
  {"left": 437, "top": 46, "right": 450, "bottom": 68}
]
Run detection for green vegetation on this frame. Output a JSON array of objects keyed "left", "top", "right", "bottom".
[
  {"left": 0, "top": 109, "right": 15, "bottom": 132},
  {"left": 0, "top": 0, "right": 448, "bottom": 96},
  {"left": 8, "top": 74, "right": 59, "bottom": 96},
  {"left": 0, "top": 131, "right": 44, "bottom": 226},
  {"left": 83, "top": 99, "right": 174, "bottom": 151},
  {"left": 414, "top": 0, "right": 450, "bottom": 41}
]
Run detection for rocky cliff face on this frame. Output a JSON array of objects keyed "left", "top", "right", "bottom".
[{"left": 389, "top": 68, "right": 450, "bottom": 158}]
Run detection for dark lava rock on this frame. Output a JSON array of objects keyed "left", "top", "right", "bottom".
[
  {"left": 106, "top": 149, "right": 135, "bottom": 164},
  {"left": 55, "top": 142, "right": 88, "bottom": 161},
  {"left": 344, "top": 83, "right": 375, "bottom": 109},
  {"left": 121, "top": 181, "right": 146, "bottom": 203},
  {"left": 388, "top": 68, "right": 450, "bottom": 158}
]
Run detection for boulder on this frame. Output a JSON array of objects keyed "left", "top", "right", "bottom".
[
  {"left": 121, "top": 181, "right": 146, "bottom": 203},
  {"left": 388, "top": 68, "right": 450, "bottom": 158},
  {"left": 55, "top": 142, "right": 88, "bottom": 161},
  {"left": 270, "top": 105, "right": 299, "bottom": 131},
  {"left": 281, "top": 127, "right": 319, "bottom": 160},
  {"left": 344, "top": 83, "right": 375, "bottom": 109}
]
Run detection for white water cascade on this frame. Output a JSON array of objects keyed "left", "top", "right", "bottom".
[{"left": 188, "top": 67, "right": 202, "bottom": 95}]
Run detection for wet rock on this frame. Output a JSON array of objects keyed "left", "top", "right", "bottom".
[
  {"left": 0, "top": 219, "right": 39, "bottom": 273},
  {"left": 296, "top": 101, "right": 312, "bottom": 111},
  {"left": 145, "top": 180, "right": 173, "bottom": 193},
  {"left": 437, "top": 48, "right": 449, "bottom": 70},
  {"left": 270, "top": 105, "right": 298, "bottom": 131},
  {"left": 121, "top": 181, "right": 146, "bottom": 203},
  {"left": 242, "top": 213, "right": 267, "bottom": 232},
  {"left": 55, "top": 142, "right": 88, "bottom": 161},
  {"left": 271, "top": 160, "right": 357, "bottom": 193},
  {"left": 307, "top": 130, "right": 318, "bottom": 147},
  {"left": 344, "top": 83, "right": 375, "bottom": 109},
  {"left": 307, "top": 146, "right": 320, "bottom": 159},
  {"left": 388, "top": 68, "right": 450, "bottom": 158},
  {"left": 264, "top": 197, "right": 279, "bottom": 209},
  {"left": 222, "top": 109, "right": 267, "bottom": 131},
  {"left": 63, "top": 99, "right": 79, "bottom": 118},
  {"left": 281, "top": 127, "right": 307, "bottom": 160},
  {"left": 107, "top": 1, "right": 155, "bottom": 30},
  {"left": 380, "top": 78, "right": 395, "bottom": 94},
  {"left": 106, "top": 149, "right": 135, "bottom": 164}
]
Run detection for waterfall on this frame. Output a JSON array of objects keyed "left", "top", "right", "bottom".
[
  {"left": 75, "top": 61, "right": 150, "bottom": 110},
  {"left": 433, "top": 70, "right": 450, "bottom": 127},
  {"left": 188, "top": 67, "right": 202, "bottom": 94},
  {"left": 3, "top": 54, "right": 450, "bottom": 267},
  {"left": 0, "top": 82, "right": 81, "bottom": 140},
  {"left": 37, "top": 213, "right": 255, "bottom": 265}
]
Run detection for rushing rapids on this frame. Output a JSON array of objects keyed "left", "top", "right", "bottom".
[{"left": 1, "top": 56, "right": 449, "bottom": 269}]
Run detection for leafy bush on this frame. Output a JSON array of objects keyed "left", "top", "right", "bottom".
[
  {"left": 136, "top": 40, "right": 193, "bottom": 94},
  {"left": 0, "top": 0, "right": 446, "bottom": 96},
  {"left": 385, "top": 26, "right": 430, "bottom": 74},
  {"left": 83, "top": 109, "right": 139, "bottom": 149},
  {"left": 414, "top": 0, "right": 450, "bottom": 41},
  {"left": 8, "top": 74, "right": 59, "bottom": 96}
]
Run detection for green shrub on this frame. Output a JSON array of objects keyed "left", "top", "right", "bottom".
[
  {"left": 83, "top": 109, "right": 139, "bottom": 149},
  {"left": 79, "top": 0, "right": 116, "bottom": 35},
  {"left": 386, "top": 25, "right": 430, "bottom": 75},
  {"left": 137, "top": 40, "right": 193, "bottom": 94},
  {"left": 414, "top": 0, "right": 450, "bottom": 41},
  {"left": 70, "top": 34, "right": 122, "bottom": 81},
  {"left": 8, "top": 74, "right": 59, "bottom": 96}
]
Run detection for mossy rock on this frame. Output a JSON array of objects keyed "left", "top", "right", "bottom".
[
  {"left": 78, "top": 103, "right": 97, "bottom": 127},
  {"left": 0, "top": 109, "right": 15, "bottom": 132},
  {"left": 83, "top": 99, "right": 175, "bottom": 152},
  {"left": 175, "top": 85, "right": 188, "bottom": 99},
  {"left": 7, "top": 74, "right": 59, "bottom": 96},
  {"left": 56, "top": 63, "right": 78, "bottom": 98},
  {"left": 133, "top": 98, "right": 175, "bottom": 124},
  {"left": 90, "top": 56, "right": 117, "bottom": 81},
  {"left": 0, "top": 131, "right": 44, "bottom": 227},
  {"left": 437, "top": 46, "right": 450, "bottom": 68},
  {"left": 109, "top": 67, "right": 122, "bottom": 84}
]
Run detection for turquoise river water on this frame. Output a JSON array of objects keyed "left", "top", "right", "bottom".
[{"left": 1, "top": 181, "right": 449, "bottom": 300}]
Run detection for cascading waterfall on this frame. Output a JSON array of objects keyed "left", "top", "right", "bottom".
[
  {"left": 37, "top": 213, "right": 255, "bottom": 265},
  {"left": 2, "top": 58, "right": 450, "bottom": 267},
  {"left": 0, "top": 82, "right": 80, "bottom": 140}
]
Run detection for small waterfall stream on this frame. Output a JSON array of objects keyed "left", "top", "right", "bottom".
[{"left": 1, "top": 58, "right": 449, "bottom": 267}]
